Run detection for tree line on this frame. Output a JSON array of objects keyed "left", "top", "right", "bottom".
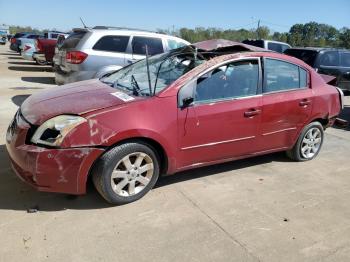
[
  {"left": 9, "top": 21, "right": 350, "bottom": 49},
  {"left": 159, "top": 22, "right": 350, "bottom": 49}
]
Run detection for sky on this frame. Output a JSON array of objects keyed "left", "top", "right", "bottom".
[{"left": 0, "top": 0, "right": 349, "bottom": 32}]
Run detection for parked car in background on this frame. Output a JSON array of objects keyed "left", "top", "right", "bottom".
[
  {"left": 18, "top": 34, "right": 44, "bottom": 53},
  {"left": 0, "top": 35, "right": 6, "bottom": 45},
  {"left": 21, "top": 43, "right": 42, "bottom": 64},
  {"left": 33, "top": 32, "right": 69, "bottom": 65},
  {"left": 284, "top": 47, "right": 350, "bottom": 92},
  {"left": 10, "top": 32, "right": 31, "bottom": 52},
  {"left": 6, "top": 39, "right": 343, "bottom": 205},
  {"left": 11, "top": 33, "right": 41, "bottom": 53},
  {"left": 242, "top": 39, "right": 291, "bottom": 53},
  {"left": 54, "top": 26, "right": 190, "bottom": 85}
]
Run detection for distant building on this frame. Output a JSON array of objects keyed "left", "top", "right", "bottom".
[{"left": 0, "top": 24, "right": 10, "bottom": 35}]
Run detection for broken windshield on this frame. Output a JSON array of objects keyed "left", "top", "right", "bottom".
[{"left": 100, "top": 46, "right": 205, "bottom": 96}]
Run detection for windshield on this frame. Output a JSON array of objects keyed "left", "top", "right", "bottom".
[{"left": 101, "top": 46, "right": 205, "bottom": 96}]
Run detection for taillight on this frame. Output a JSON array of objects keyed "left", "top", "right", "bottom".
[
  {"left": 10, "top": 38, "right": 15, "bottom": 44},
  {"left": 23, "top": 45, "right": 31, "bottom": 52},
  {"left": 66, "top": 51, "right": 88, "bottom": 64}
]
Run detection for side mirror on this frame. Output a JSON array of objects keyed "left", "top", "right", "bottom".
[{"left": 182, "top": 97, "right": 194, "bottom": 108}]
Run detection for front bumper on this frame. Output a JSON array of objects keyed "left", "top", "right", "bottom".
[
  {"left": 33, "top": 52, "right": 46, "bottom": 63},
  {"left": 5, "top": 111, "right": 104, "bottom": 195}
]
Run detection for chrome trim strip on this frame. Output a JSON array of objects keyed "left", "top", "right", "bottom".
[
  {"left": 181, "top": 136, "right": 255, "bottom": 150},
  {"left": 262, "top": 127, "right": 297, "bottom": 136}
]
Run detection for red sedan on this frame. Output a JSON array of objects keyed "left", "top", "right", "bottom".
[{"left": 6, "top": 40, "right": 343, "bottom": 204}]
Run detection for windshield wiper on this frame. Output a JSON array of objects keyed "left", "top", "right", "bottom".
[{"left": 131, "top": 75, "right": 142, "bottom": 96}]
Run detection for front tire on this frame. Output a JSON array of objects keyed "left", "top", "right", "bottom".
[
  {"left": 286, "top": 122, "right": 324, "bottom": 161},
  {"left": 92, "top": 142, "right": 160, "bottom": 205}
]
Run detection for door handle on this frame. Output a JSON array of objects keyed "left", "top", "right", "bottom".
[
  {"left": 244, "top": 109, "right": 261, "bottom": 118},
  {"left": 299, "top": 99, "right": 311, "bottom": 106}
]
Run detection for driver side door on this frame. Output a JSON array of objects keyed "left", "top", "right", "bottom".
[{"left": 177, "top": 58, "right": 262, "bottom": 169}]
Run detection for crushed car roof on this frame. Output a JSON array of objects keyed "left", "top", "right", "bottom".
[{"left": 192, "top": 39, "right": 267, "bottom": 52}]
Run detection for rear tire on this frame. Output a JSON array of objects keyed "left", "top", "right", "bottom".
[
  {"left": 286, "top": 122, "right": 324, "bottom": 161},
  {"left": 92, "top": 142, "right": 160, "bottom": 205}
]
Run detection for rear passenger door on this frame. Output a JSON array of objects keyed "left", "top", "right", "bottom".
[
  {"left": 125, "top": 36, "right": 164, "bottom": 64},
  {"left": 90, "top": 35, "right": 130, "bottom": 69},
  {"left": 259, "top": 58, "right": 312, "bottom": 151}
]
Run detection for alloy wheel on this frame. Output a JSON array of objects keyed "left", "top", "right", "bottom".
[
  {"left": 110, "top": 152, "right": 154, "bottom": 197},
  {"left": 300, "top": 127, "right": 322, "bottom": 159}
]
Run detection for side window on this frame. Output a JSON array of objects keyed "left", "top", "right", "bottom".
[
  {"left": 132, "top": 36, "right": 163, "bottom": 56},
  {"left": 93, "top": 35, "right": 130, "bottom": 52},
  {"left": 167, "top": 39, "right": 187, "bottom": 50},
  {"left": 195, "top": 60, "right": 259, "bottom": 103},
  {"left": 340, "top": 52, "right": 350, "bottom": 67},
  {"left": 318, "top": 51, "right": 339, "bottom": 67},
  {"left": 299, "top": 68, "right": 308, "bottom": 88},
  {"left": 264, "top": 58, "right": 305, "bottom": 93}
]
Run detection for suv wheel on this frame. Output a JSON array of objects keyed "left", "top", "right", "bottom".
[
  {"left": 92, "top": 142, "right": 160, "bottom": 205},
  {"left": 286, "top": 122, "right": 324, "bottom": 161}
]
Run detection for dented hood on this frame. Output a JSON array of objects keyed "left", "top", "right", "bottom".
[{"left": 21, "top": 79, "right": 134, "bottom": 125}]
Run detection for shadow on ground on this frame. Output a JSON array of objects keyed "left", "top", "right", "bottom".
[
  {"left": 11, "top": 95, "right": 31, "bottom": 107},
  {"left": 0, "top": 52, "right": 20, "bottom": 55},
  {"left": 8, "top": 56, "right": 22, "bottom": 60},
  {"left": 333, "top": 106, "right": 350, "bottom": 131},
  {"left": 8, "top": 66, "right": 52, "bottom": 72},
  {"left": 21, "top": 76, "right": 55, "bottom": 85},
  {"left": 8, "top": 61, "right": 37, "bottom": 65},
  {"left": 9, "top": 87, "right": 44, "bottom": 91},
  {"left": 0, "top": 142, "right": 290, "bottom": 212}
]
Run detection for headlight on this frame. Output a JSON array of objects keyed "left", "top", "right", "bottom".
[{"left": 31, "top": 115, "right": 86, "bottom": 147}]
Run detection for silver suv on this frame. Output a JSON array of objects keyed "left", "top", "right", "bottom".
[{"left": 54, "top": 26, "right": 190, "bottom": 85}]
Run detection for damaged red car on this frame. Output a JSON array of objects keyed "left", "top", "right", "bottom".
[{"left": 6, "top": 39, "right": 344, "bottom": 205}]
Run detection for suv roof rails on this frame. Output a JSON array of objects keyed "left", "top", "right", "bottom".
[{"left": 92, "top": 26, "right": 159, "bottom": 34}]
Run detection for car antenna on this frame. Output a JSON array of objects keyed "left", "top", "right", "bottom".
[
  {"left": 79, "top": 17, "right": 88, "bottom": 28},
  {"left": 145, "top": 45, "right": 153, "bottom": 96}
]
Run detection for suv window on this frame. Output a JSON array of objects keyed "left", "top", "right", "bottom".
[
  {"left": 167, "top": 39, "right": 187, "bottom": 50},
  {"left": 195, "top": 60, "right": 259, "bottom": 103},
  {"left": 264, "top": 58, "right": 307, "bottom": 92},
  {"left": 242, "top": 40, "right": 264, "bottom": 48},
  {"left": 132, "top": 36, "right": 163, "bottom": 56},
  {"left": 93, "top": 35, "right": 130, "bottom": 52},
  {"left": 267, "top": 42, "right": 290, "bottom": 53},
  {"left": 340, "top": 52, "right": 350, "bottom": 67},
  {"left": 284, "top": 49, "right": 318, "bottom": 67},
  {"left": 60, "top": 31, "right": 86, "bottom": 49},
  {"left": 318, "top": 51, "right": 339, "bottom": 67}
]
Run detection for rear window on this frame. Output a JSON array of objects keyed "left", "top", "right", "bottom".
[
  {"left": 284, "top": 49, "right": 318, "bottom": 67},
  {"left": 93, "top": 35, "right": 129, "bottom": 52},
  {"left": 131, "top": 36, "right": 163, "bottom": 55},
  {"left": 60, "top": 31, "right": 86, "bottom": 49},
  {"left": 242, "top": 40, "right": 264, "bottom": 48}
]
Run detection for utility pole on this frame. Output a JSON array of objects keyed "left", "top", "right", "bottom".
[{"left": 257, "top": 19, "right": 261, "bottom": 39}]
